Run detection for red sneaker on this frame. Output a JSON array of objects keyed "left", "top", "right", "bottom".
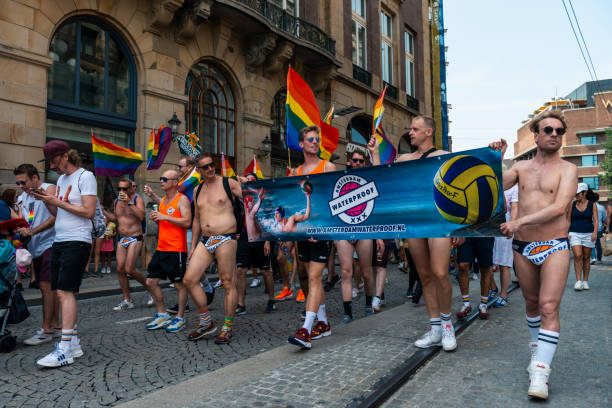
[
  {"left": 275, "top": 286, "right": 293, "bottom": 301},
  {"left": 214, "top": 328, "right": 233, "bottom": 344},
  {"left": 311, "top": 321, "right": 331, "bottom": 340},
  {"left": 187, "top": 321, "right": 217, "bottom": 341},
  {"left": 478, "top": 304, "right": 489, "bottom": 320},
  {"left": 288, "top": 327, "right": 311, "bottom": 349},
  {"left": 456, "top": 305, "right": 472, "bottom": 320}
]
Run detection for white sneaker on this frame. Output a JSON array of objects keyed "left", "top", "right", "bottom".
[
  {"left": 527, "top": 341, "right": 538, "bottom": 373},
  {"left": 112, "top": 299, "right": 135, "bottom": 311},
  {"left": 528, "top": 361, "right": 551, "bottom": 400},
  {"left": 582, "top": 281, "right": 590, "bottom": 290},
  {"left": 36, "top": 344, "right": 74, "bottom": 368},
  {"left": 590, "top": 258, "right": 596, "bottom": 265},
  {"left": 441, "top": 322, "right": 457, "bottom": 352},
  {"left": 574, "top": 280, "right": 583, "bottom": 291},
  {"left": 214, "top": 280, "right": 223, "bottom": 288},
  {"left": 24, "top": 328, "right": 54, "bottom": 346},
  {"left": 414, "top": 328, "right": 442, "bottom": 348},
  {"left": 372, "top": 296, "right": 382, "bottom": 313},
  {"left": 71, "top": 338, "right": 84, "bottom": 358},
  {"left": 147, "top": 295, "right": 155, "bottom": 307},
  {"left": 351, "top": 288, "right": 359, "bottom": 299},
  {"left": 250, "top": 278, "right": 261, "bottom": 288},
  {"left": 106, "top": 266, "right": 112, "bottom": 274}
]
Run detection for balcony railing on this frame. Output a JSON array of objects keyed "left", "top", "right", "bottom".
[
  {"left": 406, "top": 94, "right": 419, "bottom": 111},
  {"left": 234, "top": 0, "right": 335, "bottom": 55},
  {"left": 384, "top": 81, "right": 398, "bottom": 100},
  {"left": 353, "top": 64, "right": 372, "bottom": 87}
]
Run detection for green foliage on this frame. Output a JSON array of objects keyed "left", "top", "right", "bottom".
[{"left": 601, "top": 127, "right": 612, "bottom": 189}]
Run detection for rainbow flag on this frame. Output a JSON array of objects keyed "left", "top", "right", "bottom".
[
  {"left": 243, "top": 155, "right": 264, "bottom": 179},
  {"left": 323, "top": 104, "right": 335, "bottom": 124},
  {"left": 372, "top": 84, "right": 388, "bottom": 135},
  {"left": 147, "top": 126, "right": 173, "bottom": 170},
  {"left": 319, "top": 122, "right": 339, "bottom": 161},
  {"left": 375, "top": 125, "right": 397, "bottom": 164},
  {"left": 286, "top": 67, "right": 320, "bottom": 151},
  {"left": 92, "top": 133, "right": 142, "bottom": 177},
  {"left": 177, "top": 165, "right": 201, "bottom": 202},
  {"left": 221, "top": 153, "right": 236, "bottom": 179}
]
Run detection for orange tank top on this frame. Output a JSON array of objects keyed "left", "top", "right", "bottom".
[
  {"left": 157, "top": 193, "right": 187, "bottom": 252},
  {"left": 297, "top": 160, "right": 327, "bottom": 176}
]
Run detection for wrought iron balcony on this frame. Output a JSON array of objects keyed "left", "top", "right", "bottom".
[
  {"left": 233, "top": 0, "right": 335, "bottom": 56},
  {"left": 384, "top": 82, "right": 398, "bottom": 100},
  {"left": 406, "top": 94, "right": 419, "bottom": 111},
  {"left": 353, "top": 64, "right": 372, "bottom": 87}
]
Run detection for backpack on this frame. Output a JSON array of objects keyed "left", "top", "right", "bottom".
[
  {"left": 76, "top": 170, "right": 106, "bottom": 239},
  {"left": 195, "top": 177, "right": 244, "bottom": 234}
]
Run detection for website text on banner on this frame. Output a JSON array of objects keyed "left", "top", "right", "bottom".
[{"left": 243, "top": 148, "right": 506, "bottom": 242}]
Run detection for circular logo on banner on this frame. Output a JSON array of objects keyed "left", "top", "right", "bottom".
[
  {"left": 329, "top": 175, "right": 378, "bottom": 225},
  {"left": 167, "top": 207, "right": 175, "bottom": 215}
]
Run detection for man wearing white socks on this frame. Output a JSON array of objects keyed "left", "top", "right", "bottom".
[{"left": 490, "top": 110, "right": 577, "bottom": 399}]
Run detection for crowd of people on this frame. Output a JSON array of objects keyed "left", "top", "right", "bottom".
[{"left": 0, "top": 110, "right": 609, "bottom": 401}]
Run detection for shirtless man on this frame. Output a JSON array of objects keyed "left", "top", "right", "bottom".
[
  {"left": 287, "top": 125, "right": 336, "bottom": 349},
  {"left": 489, "top": 110, "right": 577, "bottom": 400},
  {"left": 369, "top": 115, "right": 462, "bottom": 352},
  {"left": 182, "top": 153, "right": 242, "bottom": 344},
  {"left": 103, "top": 178, "right": 148, "bottom": 311}
]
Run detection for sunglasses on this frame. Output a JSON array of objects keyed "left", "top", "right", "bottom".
[
  {"left": 351, "top": 158, "right": 365, "bottom": 163},
  {"left": 15, "top": 181, "right": 27, "bottom": 186},
  {"left": 197, "top": 163, "right": 215, "bottom": 170},
  {"left": 159, "top": 177, "right": 177, "bottom": 182},
  {"left": 117, "top": 187, "right": 129, "bottom": 191},
  {"left": 305, "top": 136, "right": 320, "bottom": 143},
  {"left": 541, "top": 126, "right": 566, "bottom": 136}
]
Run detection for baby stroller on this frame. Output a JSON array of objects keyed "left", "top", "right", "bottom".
[{"left": 0, "top": 237, "right": 30, "bottom": 352}]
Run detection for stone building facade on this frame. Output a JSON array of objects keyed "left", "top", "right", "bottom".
[
  {"left": 514, "top": 80, "right": 612, "bottom": 202},
  {"left": 0, "top": 0, "right": 437, "bottom": 192}
]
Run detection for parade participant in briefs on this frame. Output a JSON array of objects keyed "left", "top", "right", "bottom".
[
  {"left": 287, "top": 125, "right": 336, "bottom": 349},
  {"left": 34, "top": 140, "right": 97, "bottom": 367},
  {"left": 14, "top": 163, "right": 59, "bottom": 346},
  {"left": 102, "top": 178, "right": 148, "bottom": 311},
  {"left": 368, "top": 116, "right": 462, "bottom": 352},
  {"left": 144, "top": 170, "right": 191, "bottom": 333},
  {"left": 490, "top": 109, "right": 577, "bottom": 400},
  {"left": 182, "top": 153, "right": 242, "bottom": 344}
]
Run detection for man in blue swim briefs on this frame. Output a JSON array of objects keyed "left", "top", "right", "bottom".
[{"left": 490, "top": 109, "right": 577, "bottom": 401}]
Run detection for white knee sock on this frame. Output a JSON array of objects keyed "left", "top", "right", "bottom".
[
  {"left": 535, "top": 329, "right": 559, "bottom": 366},
  {"left": 302, "top": 311, "right": 316, "bottom": 333},
  {"left": 526, "top": 315, "right": 541, "bottom": 342},
  {"left": 317, "top": 304, "right": 328, "bottom": 324}
]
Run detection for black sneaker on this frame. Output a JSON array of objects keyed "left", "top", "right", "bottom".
[
  {"left": 206, "top": 287, "right": 215, "bottom": 306},
  {"left": 265, "top": 300, "right": 277, "bottom": 313},
  {"left": 324, "top": 274, "right": 339, "bottom": 292},
  {"left": 235, "top": 304, "right": 246, "bottom": 315},
  {"left": 168, "top": 303, "right": 190, "bottom": 314}
]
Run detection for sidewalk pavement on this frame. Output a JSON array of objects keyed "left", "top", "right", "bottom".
[{"left": 117, "top": 261, "right": 611, "bottom": 408}]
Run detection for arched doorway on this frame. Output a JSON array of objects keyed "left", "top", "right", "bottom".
[
  {"left": 185, "top": 62, "right": 236, "bottom": 169},
  {"left": 346, "top": 115, "right": 373, "bottom": 165}
]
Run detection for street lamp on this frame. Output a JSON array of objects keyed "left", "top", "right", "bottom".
[
  {"left": 256, "top": 135, "right": 272, "bottom": 158},
  {"left": 168, "top": 112, "right": 182, "bottom": 137}
]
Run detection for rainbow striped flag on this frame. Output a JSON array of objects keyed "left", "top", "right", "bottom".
[
  {"left": 375, "top": 125, "right": 397, "bottom": 164},
  {"left": 243, "top": 155, "right": 264, "bottom": 179},
  {"left": 372, "top": 84, "right": 388, "bottom": 135},
  {"left": 177, "top": 165, "right": 201, "bottom": 202},
  {"left": 221, "top": 153, "right": 236, "bottom": 179},
  {"left": 146, "top": 126, "right": 173, "bottom": 170},
  {"left": 92, "top": 133, "right": 142, "bottom": 177},
  {"left": 323, "top": 104, "right": 335, "bottom": 125},
  {"left": 286, "top": 67, "right": 320, "bottom": 151},
  {"left": 319, "top": 122, "right": 339, "bottom": 161}
]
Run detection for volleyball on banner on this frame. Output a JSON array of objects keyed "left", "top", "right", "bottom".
[{"left": 243, "top": 147, "right": 506, "bottom": 242}]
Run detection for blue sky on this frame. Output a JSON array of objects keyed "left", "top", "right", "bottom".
[{"left": 445, "top": 0, "right": 612, "bottom": 156}]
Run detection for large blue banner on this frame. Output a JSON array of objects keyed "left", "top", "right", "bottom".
[{"left": 244, "top": 148, "right": 505, "bottom": 241}]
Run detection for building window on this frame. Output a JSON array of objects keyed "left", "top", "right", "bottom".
[
  {"left": 581, "top": 177, "right": 599, "bottom": 190},
  {"left": 581, "top": 155, "right": 598, "bottom": 167},
  {"left": 46, "top": 16, "right": 137, "bottom": 186},
  {"left": 268, "top": 0, "right": 298, "bottom": 16},
  {"left": 404, "top": 31, "right": 415, "bottom": 97},
  {"left": 381, "top": 11, "right": 393, "bottom": 84},
  {"left": 347, "top": 115, "right": 372, "bottom": 146},
  {"left": 186, "top": 62, "right": 236, "bottom": 159},
  {"left": 352, "top": 0, "right": 366, "bottom": 68},
  {"left": 580, "top": 135, "right": 597, "bottom": 145}
]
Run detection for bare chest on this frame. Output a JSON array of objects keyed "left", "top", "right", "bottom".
[
  {"left": 517, "top": 165, "right": 561, "bottom": 198},
  {"left": 197, "top": 184, "right": 231, "bottom": 212}
]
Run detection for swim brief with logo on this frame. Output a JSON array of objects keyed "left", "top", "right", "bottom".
[
  {"left": 512, "top": 238, "right": 569, "bottom": 266},
  {"left": 118, "top": 235, "right": 144, "bottom": 249},
  {"left": 201, "top": 234, "right": 235, "bottom": 254}
]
